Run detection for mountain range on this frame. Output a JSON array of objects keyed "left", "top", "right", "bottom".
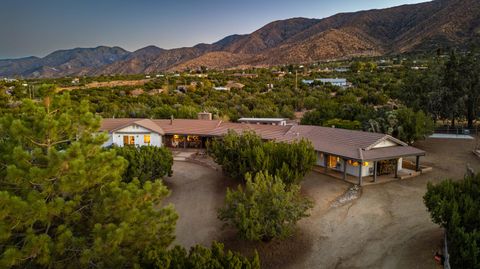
[{"left": 1, "top": 0, "right": 479, "bottom": 78}]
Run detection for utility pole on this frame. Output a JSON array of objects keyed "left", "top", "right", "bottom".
[{"left": 295, "top": 70, "right": 298, "bottom": 91}]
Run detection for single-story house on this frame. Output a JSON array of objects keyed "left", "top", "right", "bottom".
[
  {"left": 100, "top": 117, "right": 425, "bottom": 185},
  {"left": 302, "top": 78, "right": 348, "bottom": 88}
]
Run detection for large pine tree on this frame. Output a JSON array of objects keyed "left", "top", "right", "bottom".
[{"left": 0, "top": 94, "right": 178, "bottom": 268}]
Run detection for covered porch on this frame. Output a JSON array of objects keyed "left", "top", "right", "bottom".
[
  {"left": 164, "top": 134, "right": 211, "bottom": 149},
  {"left": 314, "top": 151, "right": 428, "bottom": 186}
]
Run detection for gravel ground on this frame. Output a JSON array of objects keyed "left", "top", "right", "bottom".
[{"left": 164, "top": 138, "right": 480, "bottom": 268}]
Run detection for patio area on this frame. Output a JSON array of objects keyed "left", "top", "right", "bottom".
[{"left": 313, "top": 160, "right": 432, "bottom": 186}]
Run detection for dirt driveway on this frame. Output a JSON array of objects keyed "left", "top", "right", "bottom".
[{"left": 164, "top": 138, "right": 480, "bottom": 268}]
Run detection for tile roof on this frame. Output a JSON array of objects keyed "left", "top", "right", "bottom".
[{"left": 100, "top": 118, "right": 425, "bottom": 161}]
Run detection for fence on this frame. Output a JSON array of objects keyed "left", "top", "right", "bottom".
[
  {"left": 443, "top": 230, "right": 451, "bottom": 269},
  {"left": 434, "top": 127, "right": 479, "bottom": 136}
]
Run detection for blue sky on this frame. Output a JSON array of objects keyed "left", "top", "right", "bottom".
[{"left": 0, "top": 0, "right": 429, "bottom": 59}]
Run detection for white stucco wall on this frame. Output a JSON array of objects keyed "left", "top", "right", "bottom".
[
  {"left": 104, "top": 125, "right": 163, "bottom": 147},
  {"left": 315, "top": 151, "right": 402, "bottom": 177}
]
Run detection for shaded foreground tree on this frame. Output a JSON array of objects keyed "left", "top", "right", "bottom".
[
  {"left": 0, "top": 95, "right": 178, "bottom": 268},
  {"left": 144, "top": 242, "right": 260, "bottom": 269},
  {"left": 219, "top": 171, "right": 313, "bottom": 242},
  {"left": 207, "top": 131, "right": 316, "bottom": 185},
  {"left": 424, "top": 173, "right": 480, "bottom": 268},
  {"left": 114, "top": 145, "right": 173, "bottom": 184}
]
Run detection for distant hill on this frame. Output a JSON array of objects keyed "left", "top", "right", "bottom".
[{"left": 1, "top": 0, "right": 479, "bottom": 78}]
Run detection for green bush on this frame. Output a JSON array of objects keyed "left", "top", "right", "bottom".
[
  {"left": 207, "top": 131, "right": 316, "bottom": 185},
  {"left": 219, "top": 171, "right": 313, "bottom": 241},
  {"left": 145, "top": 242, "right": 260, "bottom": 269},
  {"left": 115, "top": 145, "right": 173, "bottom": 183}
]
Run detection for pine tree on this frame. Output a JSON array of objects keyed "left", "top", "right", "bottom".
[
  {"left": 219, "top": 171, "right": 313, "bottom": 241},
  {"left": 0, "top": 94, "right": 178, "bottom": 268}
]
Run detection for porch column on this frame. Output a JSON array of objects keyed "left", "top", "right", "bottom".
[
  {"left": 358, "top": 161, "right": 363, "bottom": 186},
  {"left": 415, "top": 156, "right": 420, "bottom": 172},
  {"left": 394, "top": 159, "right": 398, "bottom": 178},
  {"left": 373, "top": 161, "right": 378, "bottom": 182},
  {"left": 324, "top": 154, "right": 328, "bottom": 173},
  {"left": 343, "top": 158, "right": 347, "bottom": 181}
]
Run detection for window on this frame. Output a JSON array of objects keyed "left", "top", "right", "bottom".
[
  {"left": 123, "top": 135, "right": 135, "bottom": 145},
  {"left": 144, "top": 135, "right": 151, "bottom": 144}
]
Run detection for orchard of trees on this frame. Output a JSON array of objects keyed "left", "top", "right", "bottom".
[{"left": 424, "top": 173, "right": 480, "bottom": 268}]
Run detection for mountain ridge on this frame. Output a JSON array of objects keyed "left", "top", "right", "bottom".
[{"left": 1, "top": 0, "right": 479, "bottom": 78}]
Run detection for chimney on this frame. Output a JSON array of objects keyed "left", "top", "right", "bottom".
[
  {"left": 197, "top": 111, "right": 212, "bottom": 120},
  {"left": 170, "top": 115, "right": 174, "bottom": 125}
]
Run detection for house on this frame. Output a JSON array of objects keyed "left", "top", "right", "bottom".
[
  {"left": 334, "top": 67, "right": 349, "bottom": 72},
  {"left": 232, "top": 73, "right": 258, "bottom": 78},
  {"left": 213, "top": 86, "right": 229, "bottom": 91},
  {"left": 318, "top": 78, "right": 348, "bottom": 87},
  {"left": 225, "top": 81, "right": 245, "bottom": 90},
  {"left": 302, "top": 78, "right": 349, "bottom": 88},
  {"left": 148, "top": 89, "right": 164, "bottom": 95},
  {"left": 100, "top": 117, "right": 426, "bottom": 185},
  {"left": 129, "top": 88, "right": 144, "bottom": 97},
  {"left": 238, "top": 117, "right": 288, "bottom": 126}
]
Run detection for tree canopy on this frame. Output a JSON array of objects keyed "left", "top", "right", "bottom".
[
  {"left": 218, "top": 171, "right": 313, "bottom": 242},
  {"left": 424, "top": 173, "right": 480, "bottom": 268},
  {"left": 0, "top": 95, "right": 178, "bottom": 268},
  {"left": 207, "top": 130, "right": 316, "bottom": 185},
  {"left": 114, "top": 145, "right": 173, "bottom": 184}
]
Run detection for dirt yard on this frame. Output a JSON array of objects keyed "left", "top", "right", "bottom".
[{"left": 164, "top": 138, "right": 480, "bottom": 268}]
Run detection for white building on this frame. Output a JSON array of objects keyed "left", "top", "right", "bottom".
[{"left": 102, "top": 119, "right": 163, "bottom": 147}]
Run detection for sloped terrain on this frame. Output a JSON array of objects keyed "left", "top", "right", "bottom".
[{"left": 1, "top": 0, "right": 479, "bottom": 77}]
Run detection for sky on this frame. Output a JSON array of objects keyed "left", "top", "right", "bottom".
[{"left": 0, "top": 0, "right": 429, "bottom": 59}]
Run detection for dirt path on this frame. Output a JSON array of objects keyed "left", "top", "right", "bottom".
[
  {"left": 163, "top": 161, "right": 236, "bottom": 248},
  {"left": 165, "top": 138, "right": 480, "bottom": 268},
  {"left": 286, "top": 138, "right": 480, "bottom": 269}
]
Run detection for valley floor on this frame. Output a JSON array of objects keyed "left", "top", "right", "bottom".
[{"left": 163, "top": 138, "right": 480, "bottom": 269}]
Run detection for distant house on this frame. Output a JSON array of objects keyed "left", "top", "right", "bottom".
[
  {"left": 213, "top": 86, "right": 229, "bottom": 91},
  {"left": 129, "top": 88, "right": 144, "bottom": 97},
  {"left": 272, "top": 71, "right": 286, "bottom": 77},
  {"left": 232, "top": 73, "right": 258, "bottom": 78},
  {"left": 319, "top": 78, "right": 348, "bottom": 87},
  {"left": 213, "top": 81, "right": 245, "bottom": 91},
  {"left": 302, "top": 78, "right": 349, "bottom": 88},
  {"left": 334, "top": 67, "right": 349, "bottom": 72},
  {"left": 148, "top": 89, "right": 164, "bottom": 95},
  {"left": 225, "top": 81, "right": 245, "bottom": 90}
]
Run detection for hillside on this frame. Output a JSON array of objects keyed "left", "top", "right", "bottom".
[{"left": 1, "top": 0, "right": 479, "bottom": 78}]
